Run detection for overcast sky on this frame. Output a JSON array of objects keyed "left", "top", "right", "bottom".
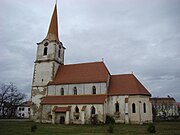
[{"left": 0, "top": 0, "right": 180, "bottom": 101}]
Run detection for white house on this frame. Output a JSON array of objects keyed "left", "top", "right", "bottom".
[
  {"left": 17, "top": 101, "right": 31, "bottom": 118},
  {"left": 31, "top": 3, "right": 153, "bottom": 124}
]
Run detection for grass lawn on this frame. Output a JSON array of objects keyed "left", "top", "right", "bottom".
[{"left": 0, "top": 121, "right": 180, "bottom": 135}]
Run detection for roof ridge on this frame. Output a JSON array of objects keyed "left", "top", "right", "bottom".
[
  {"left": 111, "top": 74, "right": 133, "bottom": 76},
  {"left": 64, "top": 61, "right": 104, "bottom": 66}
]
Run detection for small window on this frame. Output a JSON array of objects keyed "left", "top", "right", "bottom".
[
  {"left": 22, "top": 108, "right": 24, "bottom": 111},
  {"left": 143, "top": 103, "right": 146, "bottom": 113},
  {"left": 74, "top": 87, "right": 77, "bottom": 95},
  {"left": 61, "top": 88, "right": 64, "bottom": 95},
  {"left": 91, "top": 106, "right": 96, "bottom": 115},
  {"left": 58, "top": 49, "right": 60, "bottom": 58},
  {"left": 132, "top": 103, "right": 136, "bottom": 113},
  {"left": 19, "top": 113, "right": 21, "bottom": 116},
  {"left": 22, "top": 113, "right": 24, "bottom": 117},
  {"left": 19, "top": 108, "right": 21, "bottom": 111},
  {"left": 43, "top": 46, "right": 48, "bottom": 55},
  {"left": 92, "top": 86, "right": 96, "bottom": 94},
  {"left": 115, "top": 102, "right": 119, "bottom": 112},
  {"left": 28, "top": 108, "right": 30, "bottom": 111},
  {"left": 75, "top": 106, "right": 79, "bottom": 113}
]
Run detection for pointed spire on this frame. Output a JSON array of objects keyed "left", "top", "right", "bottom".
[{"left": 46, "top": 3, "right": 59, "bottom": 41}]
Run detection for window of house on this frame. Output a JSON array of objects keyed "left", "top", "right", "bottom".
[
  {"left": 73, "top": 87, "right": 77, "bottom": 95},
  {"left": 143, "top": 103, "right": 146, "bottom": 113},
  {"left": 28, "top": 108, "right": 30, "bottom": 111},
  {"left": 22, "top": 108, "right": 24, "bottom": 111},
  {"left": 61, "top": 88, "right": 64, "bottom": 95},
  {"left": 132, "top": 103, "right": 136, "bottom": 113},
  {"left": 19, "top": 113, "right": 21, "bottom": 116},
  {"left": 115, "top": 102, "right": 119, "bottom": 112},
  {"left": 19, "top": 108, "right": 21, "bottom": 111},
  {"left": 43, "top": 46, "right": 48, "bottom": 55},
  {"left": 92, "top": 86, "right": 96, "bottom": 94},
  {"left": 91, "top": 106, "right": 96, "bottom": 115},
  {"left": 75, "top": 106, "right": 79, "bottom": 113},
  {"left": 22, "top": 113, "right": 24, "bottom": 117}
]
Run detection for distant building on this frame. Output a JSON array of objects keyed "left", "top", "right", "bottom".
[
  {"left": 150, "top": 97, "right": 179, "bottom": 120},
  {"left": 16, "top": 101, "right": 31, "bottom": 118}
]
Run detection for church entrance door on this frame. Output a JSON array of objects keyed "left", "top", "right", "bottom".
[{"left": 60, "top": 116, "right": 65, "bottom": 124}]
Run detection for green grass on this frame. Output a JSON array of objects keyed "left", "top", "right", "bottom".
[{"left": 0, "top": 121, "right": 180, "bottom": 135}]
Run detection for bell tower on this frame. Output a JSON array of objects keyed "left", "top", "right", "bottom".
[{"left": 31, "top": 3, "right": 65, "bottom": 121}]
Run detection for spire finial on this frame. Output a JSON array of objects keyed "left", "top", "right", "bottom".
[{"left": 46, "top": 2, "right": 59, "bottom": 41}]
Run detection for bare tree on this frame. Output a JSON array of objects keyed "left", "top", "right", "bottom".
[{"left": 0, "top": 82, "right": 26, "bottom": 118}]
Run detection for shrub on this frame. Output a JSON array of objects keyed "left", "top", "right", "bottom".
[
  {"left": 31, "top": 124, "right": 37, "bottom": 132},
  {"left": 106, "top": 115, "right": 115, "bottom": 124},
  {"left": 107, "top": 124, "right": 114, "bottom": 133},
  {"left": 147, "top": 124, "right": 156, "bottom": 133}
]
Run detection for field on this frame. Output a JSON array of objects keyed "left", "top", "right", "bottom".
[{"left": 0, "top": 121, "right": 180, "bottom": 135}]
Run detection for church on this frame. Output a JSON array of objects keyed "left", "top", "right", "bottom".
[{"left": 31, "top": 3, "right": 153, "bottom": 124}]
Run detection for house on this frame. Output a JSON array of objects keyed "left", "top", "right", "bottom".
[
  {"left": 31, "top": 3, "right": 153, "bottom": 124},
  {"left": 150, "top": 97, "right": 179, "bottom": 120},
  {"left": 16, "top": 101, "right": 31, "bottom": 118}
]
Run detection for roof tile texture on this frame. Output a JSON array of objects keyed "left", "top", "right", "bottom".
[
  {"left": 41, "top": 95, "right": 107, "bottom": 105},
  {"left": 49, "top": 62, "right": 110, "bottom": 85},
  {"left": 108, "top": 74, "right": 151, "bottom": 96}
]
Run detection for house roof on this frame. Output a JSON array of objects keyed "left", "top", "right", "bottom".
[
  {"left": 108, "top": 74, "right": 151, "bottom": 96},
  {"left": 41, "top": 95, "right": 107, "bottom": 105},
  {"left": 49, "top": 61, "right": 110, "bottom": 85},
  {"left": 150, "top": 97, "right": 176, "bottom": 104}
]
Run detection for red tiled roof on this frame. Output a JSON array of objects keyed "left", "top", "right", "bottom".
[
  {"left": 108, "top": 74, "right": 151, "bottom": 96},
  {"left": 41, "top": 95, "right": 107, "bottom": 105},
  {"left": 49, "top": 62, "right": 110, "bottom": 85},
  {"left": 53, "top": 106, "right": 71, "bottom": 112},
  {"left": 150, "top": 97, "right": 176, "bottom": 104}
]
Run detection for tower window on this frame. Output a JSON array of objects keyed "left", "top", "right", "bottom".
[
  {"left": 91, "top": 106, "right": 96, "bottom": 115},
  {"left": 92, "top": 86, "right": 96, "bottom": 94},
  {"left": 58, "top": 49, "right": 60, "bottom": 58},
  {"left": 44, "top": 42, "right": 48, "bottom": 46},
  {"left": 115, "top": 102, "right": 119, "bottom": 112},
  {"left": 61, "top": 88, "right": 64, "bottom": 95},
  {"left": 43, "top": 46, "right": 48, "bottom": 55},
  {"left": 143, "top": 103, "right": 146, "bottom": 113},
  {"left": 132, "top": 103, "right": 136, "bottom": 113},
  {"left": 73, "top": 87, "right": 77, "bottom": 95}
]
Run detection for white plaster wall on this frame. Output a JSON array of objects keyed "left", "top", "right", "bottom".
[
  {"left": 33, "top": 62, "right": 54, "bottom": 86},
  {"left": 48, "top": 82, "right": 107, "bottom": 96},
  {"left": 128, "top": 95, "right": 152, "bottom": 124},
  {"left": 107, "top": 95, "right": 128, "bottom": 123},
  {"left": 16, "top": 106, "right": 30, "bottom": 118}
]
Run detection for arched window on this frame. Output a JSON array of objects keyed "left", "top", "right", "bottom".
[
  {"left": 61, "top": 88, "right": 64, "bottom": 95},
  {"left": 75, "top": 106, "right": 79, "bottom": 113},
  {"left": 143, "top": 103, "right": 146, "bottom": 113},
  {"left": 132, "top": 103, "right": 136, "bottom": 113},
  {"left": 91, "top": 106, "right": 96, "bottom": 115},
  {"left": 43, "top": 47, "right": 48, "bottom": 55},
  {"left": 92, "top": 86, "right": 96, "bottom": 94},
  {"left": 115, "top": 102, "right": 119, "bottom": 112},
  {"left": 73, "top": 87, "right": 77, "bottom": 95}
]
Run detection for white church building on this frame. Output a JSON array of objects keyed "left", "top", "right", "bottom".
[{"left": 31, "top": 3, "right": 153, "bottom": 124}]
